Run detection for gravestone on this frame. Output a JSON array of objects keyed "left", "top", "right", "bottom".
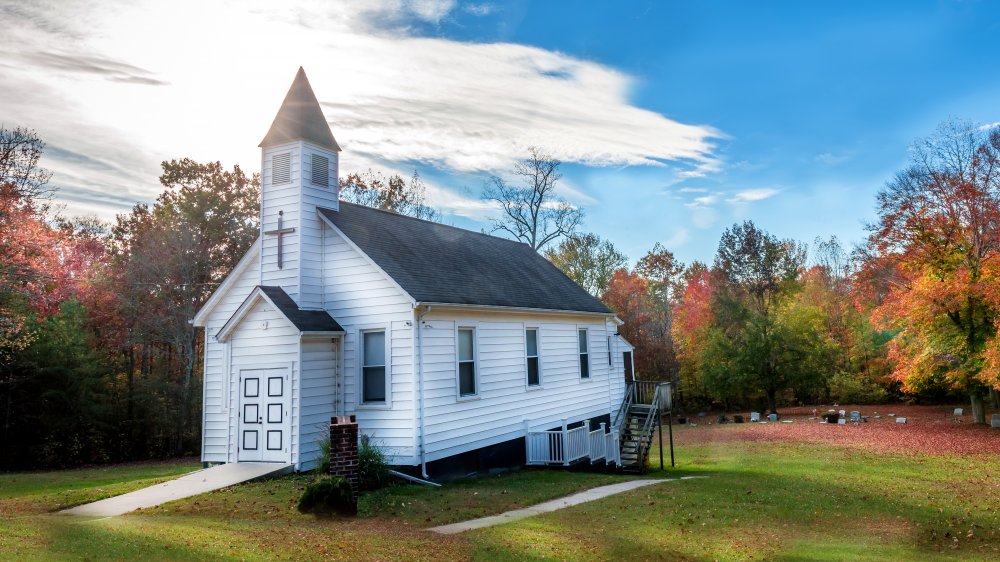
[
  {"left": 850, "top": 411, "right": 861, "bottom": 423},
  {"left": 896, "top": 417, "right": 907, "bottom": 424},
  {"left": 750, "top": 412, "right": 761, "bottom": 422},
  {"left": 768, "top": 413, "right": 778, "bottom": 422},
  {"left": 837, "top": 419, "right": 846, "bottom": 425},
  {"left": 991, "top": 414, "right": 1000, "bottom": 428},
  {"left": 954, "top": 408, "right": 964, "bottom": 416},
  {"left": 839, "top": 409, "right": 846, "bottom": 418}
]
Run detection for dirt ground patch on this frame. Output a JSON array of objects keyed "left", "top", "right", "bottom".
[{"left": 674, "top": 404, "right": 1000, "bottom": 455}]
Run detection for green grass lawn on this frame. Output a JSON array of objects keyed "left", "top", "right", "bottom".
[
  {"left": 467, "top": 438, "right": 1000, "bottom": 561},
  {"left": 2, "top": 432, "right": 999, "bottom": 561}
]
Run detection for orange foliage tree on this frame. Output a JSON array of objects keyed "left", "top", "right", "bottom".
[{"left": 862, "top": 120, "right": 1000, "bottom": 423}]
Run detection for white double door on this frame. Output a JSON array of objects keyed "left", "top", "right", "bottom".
[{"left": 237, "top": 366, "right": 291, "bottom": 462}]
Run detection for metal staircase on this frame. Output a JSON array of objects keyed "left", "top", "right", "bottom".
[
  {"left": 612, "top": 381, "right": 670, "bottom": 473},
  {"left": 524, "top": 381, "right": 671, "bottom": 472}
]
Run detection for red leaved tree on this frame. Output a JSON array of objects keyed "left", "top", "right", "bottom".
[{"left": 862, "top": 120, "right": 1000, "bottom": 423}]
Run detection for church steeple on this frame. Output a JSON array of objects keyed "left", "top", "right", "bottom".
[
  {"left": 258, "top": 68, "right": 340, "bottom": 310},
  {"left": 259, "top": 67, "right": 341, "bottom": 152}
]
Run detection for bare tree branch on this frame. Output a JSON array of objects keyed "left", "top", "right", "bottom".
[{"left": 482, "top": 147, "right": 583, "bottom": 251}]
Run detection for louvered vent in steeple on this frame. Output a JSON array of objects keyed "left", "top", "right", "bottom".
[
  {"left": 311, "top": 154, "right": 329, "bottom": 187},
  {"left": 273, "top": 153, "right": 291, "bottom": 184}
]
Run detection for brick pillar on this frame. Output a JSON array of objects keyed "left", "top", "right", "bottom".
[{"left": 329, "top": 415, "right": 359, "bottom": 495}]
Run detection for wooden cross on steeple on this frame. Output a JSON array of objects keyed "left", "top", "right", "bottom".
[{"left": 265, "top": 210, "right": 295, "bottom": 269}]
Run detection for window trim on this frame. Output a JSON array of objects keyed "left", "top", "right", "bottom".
[
  {"left": 524, "top": 325, "right": 542, "bottom": 389},
  {"left": 577, "top": 327, "right": 592, "bottom": 381},
  {"left": 455, "top": 325, "right": 480, "bottom": 400},
  {"left": 358, "top": 326, "right": 391, "bottom": 409}
]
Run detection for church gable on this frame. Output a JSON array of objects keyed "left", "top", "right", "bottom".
[{"left": 217, "top": 286, "right": 344, "bottom": 342}]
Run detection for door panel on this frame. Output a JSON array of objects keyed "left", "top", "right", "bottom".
[{"left": 237, "top": 366, "right": 291, "bottom": 463}]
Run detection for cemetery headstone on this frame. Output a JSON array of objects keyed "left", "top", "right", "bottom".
[
  {"left": 954, "top": 408, "right": 964, "bottom": 416},
  {"left": 837, "top": 419, "right": 847, "bottom": 425},
  {"left": 768, "top": 413, "right": 778, "bottom": 422},
  {"left": 850, "top": 411, "right": 861, "bottom": 423},
  {"left": 896, "top": 417, "right": 907, "bottom": 424},
  {"left": 991, "top": 414, "right": 1000, "bottom": 429},
  {"left": 750, "top": 412, "right": 761, "bottom": 422}
]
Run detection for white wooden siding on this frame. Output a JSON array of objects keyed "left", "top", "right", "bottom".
[
  {"left": 298, "top": 143, "right": 339, "bottom": 309},
  {"left": 298, "top": 337, "right": 339, "bottom": 471},
  {"left": 227, "top": 299, "right": 299, "bottom": 464},
  {"left": 201, "top": 253, "right": 261, "bottom": 463},
  {"left": 322, "top": 226, "right": 416, "bottom": 464},
  {"left": 261, "top": 143, "right": 302, "bottom": 297},
  {"left": 418, "top": 309, "right": 622, "bottom": 463}
]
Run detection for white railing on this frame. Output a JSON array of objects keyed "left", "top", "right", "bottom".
[
  {"left": 565, "top": 425, "right": 589, "bottom": 463},
  {"left": 588, "top": 424, "right": 606, "bottom": 462},
  {"left": 605, "top": 431, "right": 620, "bottom": 466},
  {"left": 526, "top": 429, "right": 564, "bottom": 465},
  {"left": 525, "top": 419, "right": 621, "bottom": 467}
]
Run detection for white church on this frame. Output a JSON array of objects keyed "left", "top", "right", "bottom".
[{"left": 193, "top": 68, "right": 637, "bottom": 478}]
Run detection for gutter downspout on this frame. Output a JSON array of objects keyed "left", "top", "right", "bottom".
[{"left": 415, "top": 305, "right": 432, "bottom": 478}]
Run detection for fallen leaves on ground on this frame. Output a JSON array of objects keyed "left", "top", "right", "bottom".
[{"left": 675, "top": 404, "right": 1000, "bottom": 455}]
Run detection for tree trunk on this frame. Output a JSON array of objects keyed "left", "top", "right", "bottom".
[
  {"left": 766, "top": 390, "right": 777, "bottom": 415},
  {"left": 970, "top": 391, "right": 986, "bottom": 425},
  {"left": 990, "top": 387, "right": 1000, "bottom": 410}
]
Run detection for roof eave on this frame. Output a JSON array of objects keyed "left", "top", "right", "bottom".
[
  {"left": 414, "top": 301, "right": 615, "bottom": 318},
  {"left": 300, "top": 330, "right": 347, "bottom": 338}
]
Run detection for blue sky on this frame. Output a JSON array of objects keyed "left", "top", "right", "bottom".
[
  {"left": 426, "top": 1, "right": 1000, "bottom": 264},
  {"left": 3, "top": 0, "right": 999, "bottom": 266}
]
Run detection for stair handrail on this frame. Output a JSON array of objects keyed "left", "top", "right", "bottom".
[
  {"left": 612, "top": 382, "right": 635, "bottom": 432},
  {"left": 634, "top": 383, "right": 663, "bottom": 472}
]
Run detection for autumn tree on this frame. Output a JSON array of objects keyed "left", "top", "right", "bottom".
[
  {"left": 706, "top": 221, "right": 809, "bottom": 413},
  {"left": 340, "top": 169, "right": 439, "bottom": 221},
  {"left": 671, "top": 264, "right": 715, "bottom": 405},
  {"left": 863, "top": 120, "right": 1000, "bottom": 423},
  {"left": 0, "top": 126, "right": 52, "bottom": 201},
  {"left": 483, "top": 146, "right": 582, "bottom": 251},
  {"left": 602, "top": 269, "right": 674, "bottom": 379},
  {"left": 106, "top": 159, "right": 260, "bottom": 453},
  {"left": 600, "top": 243, "right": 684, "bottom": 384},
  {"left": 545, "top": 233, "right": 626, "bottom": 296}
]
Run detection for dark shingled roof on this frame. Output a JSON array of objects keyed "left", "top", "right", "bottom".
[
  {"left": 258, "top": 286, "right": 345, "bottom": 332},
  {"left": 259, "top": 67, "right": 341, "bottom": 152},
  {"left": 318, "top": 203, "right": 611, "bottom": 314}
]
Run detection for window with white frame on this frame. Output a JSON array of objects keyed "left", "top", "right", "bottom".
[
  {"left": 458, "top": 328, "right": 477, "bottom": 396},
  {"left": 578, "top": 328, "right": 590, "bottom": 379},
  {"left": 361, "top": 330, "right": 386, "bottom": 404},
  {"left": 526, "top": 328, "right": 540, "bottom": 386}
]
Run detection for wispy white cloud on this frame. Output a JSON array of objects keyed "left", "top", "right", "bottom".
[
  {"left": 814, "top": 152, "right": 850, "bottom": 165},
  {"left": 662, "top": 227, "right": 689, "bottom": 248},
  {"left": 463, "top": 2, "right": 495, "bottom": 16},
  {"left": 0, "top": 0, "right": 721, "bottom": 220},
  {"left": 685, "top": 194, "right": 719, "bottom": 207},
  {"left": 727, "top": 188, "right": 781, "bottom": 203},
  {"left": 677, "top": 187, "right": 708, "bottom": 193},
  {"left": 979, "top": 122, "right": 1000, "bottom": 131}
]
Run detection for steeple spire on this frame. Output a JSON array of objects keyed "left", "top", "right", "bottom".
[{"left": 259, "top": 67, "right": 341, "bottom": 152}]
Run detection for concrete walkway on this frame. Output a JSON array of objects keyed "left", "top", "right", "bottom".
[
  {"left": 61, "top": 462, "right": 293, "bottom": 517},
  {"left": 429, "top": 475, "right": 707, "bottom": 535}
]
